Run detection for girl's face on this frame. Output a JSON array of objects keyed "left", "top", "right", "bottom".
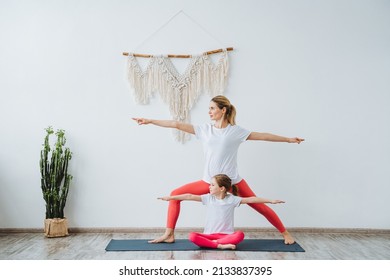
[
  {"left": 209, "top": 177, "right": 224, "bottom": 195},
  {"left": 209, "top": 101, "right": 226, "bottom": 121}
]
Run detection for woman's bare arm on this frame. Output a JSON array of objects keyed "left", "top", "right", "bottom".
[
  {"left": 247, "top": 132, "right": 304, "bottom": 143},
  {"left": 132, "top": 118, "right": 195, "bottom": 135}
]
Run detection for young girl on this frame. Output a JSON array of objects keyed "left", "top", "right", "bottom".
[{"left": 158, "top": 174, "right": 285, "bottom": 250}]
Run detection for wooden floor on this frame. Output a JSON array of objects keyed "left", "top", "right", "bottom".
[{"left": 1, "top": 229, "right": 389, "bottom": 260}]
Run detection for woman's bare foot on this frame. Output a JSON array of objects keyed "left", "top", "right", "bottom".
[
  {"left": 217, "top": 244, "right": 236, "bottom": 250},
  {"left": 148, "top": 229, "right": 175, "bottom": 243},
  {"left": 282, "top": 230, "right": 295, "bottom": 245}
]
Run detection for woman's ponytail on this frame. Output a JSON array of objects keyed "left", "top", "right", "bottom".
[{"left": 227, "top": 104, "right": 236, "bottom": 125}]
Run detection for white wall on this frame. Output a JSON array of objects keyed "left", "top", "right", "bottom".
[{"left": 0, "top": 0, "right": 389, "bottom": 230}]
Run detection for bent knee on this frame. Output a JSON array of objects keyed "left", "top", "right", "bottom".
[
  {"left": 188, "top": 232, "right": 198, "bottom": 242},
  {"left": 236, "top": 230, "right": 245, "bottom": 240}
]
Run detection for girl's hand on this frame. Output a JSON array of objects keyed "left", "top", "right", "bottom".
[
  {"left": 271, "top": 200, "right": 285, "bottom": 204},
  {"left": 288, "top": 137, "right": 305, "bottom": 144},
  {"left": 132, "top": 118, "right": 151, "bottom": 125},
  {"left": 158, "top": 197, "right": 170, "bottom": 201}
]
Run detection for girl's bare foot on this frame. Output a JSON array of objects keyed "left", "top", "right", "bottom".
[
  {"left": 148, "top": 229, "right": 175, "bottom": 243},
  {"left": 282, "top": 230, "right": 295, "bottom": 245},
  {"left": 217, "top": 244, "right": 236, "bottom": 250}
]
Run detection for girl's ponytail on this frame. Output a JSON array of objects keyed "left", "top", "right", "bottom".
[{"left": 231, "top": 184, "right": 239, "bottom": 196}]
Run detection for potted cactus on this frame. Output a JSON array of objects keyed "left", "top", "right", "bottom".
[{"left": 39, "top": 126, "right": 73, "bottom": 237}]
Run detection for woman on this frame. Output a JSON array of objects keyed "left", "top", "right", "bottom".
[
  {"left": 133, "top": 95, "right": 304, "bottom": 244},
  {"left": 158, "top": 174, "right": 285, "bottom": 250}
]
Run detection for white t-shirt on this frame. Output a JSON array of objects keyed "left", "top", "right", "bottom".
[
  {"left": 194, "top": 123, "right": 251, "bottom": 184},
  {"left": 201, "top": 193, "right": 242, "bottom": 234}
]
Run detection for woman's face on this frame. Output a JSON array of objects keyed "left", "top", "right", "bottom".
[{"left": 209, "top": 101, "right": 226, "bottom": 121}]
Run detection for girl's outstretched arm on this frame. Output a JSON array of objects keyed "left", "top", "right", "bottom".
[
  {"left": 241, "top": 197, "right": 285, "bottom": 205},
  {"left": 132, "top": 118, "right": 195, "bottom": 135},
  {"left": 247, "top": 132, "right": 304, "bottom": 143},
  {"left": 158, "top": 194, "right": 202, "bottom": 202}
]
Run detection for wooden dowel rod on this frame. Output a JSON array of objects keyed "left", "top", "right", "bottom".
[{"left": 122, "top": 47, "right": 233, "bottom": 58}]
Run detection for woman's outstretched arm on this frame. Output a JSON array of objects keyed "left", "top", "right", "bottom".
[
  {"left": 132, "top": 118, "right": 195, "bottom": 135},
  {"left": 247, "top": 132, "right": 304, "bottom": 143}
]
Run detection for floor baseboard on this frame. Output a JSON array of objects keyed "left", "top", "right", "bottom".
[{"left": 0, "top": 227, "right": 389, "bottom": 234}]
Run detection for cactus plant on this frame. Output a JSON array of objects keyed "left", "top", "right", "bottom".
[{"left": 40, "top": 126, "right": 73, "bottom": 219}]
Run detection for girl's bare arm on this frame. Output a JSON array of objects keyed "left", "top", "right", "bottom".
[
  {"left": 158, "top": 194, "right": 202, "bottom": 202},
  {"left": 241, "top": 197, "right": 285, "bottom": 204}
]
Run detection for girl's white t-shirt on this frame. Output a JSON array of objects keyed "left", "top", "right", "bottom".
[
  {"left": 201, "top": 193, "right": 242, "bottom": 234},
  {"left": 194, "top": 124, "right": 251, "bottom": 184}
]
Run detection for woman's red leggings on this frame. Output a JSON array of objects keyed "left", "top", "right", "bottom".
[
  {"left": 189, "top": 231, "right": 245, "bottom": 249},
  {"left": 167, "top": 179, "right": 286, "bottom": 233}
]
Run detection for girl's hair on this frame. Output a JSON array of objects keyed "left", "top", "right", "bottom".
[
  {"left": 213, "top": 174, "right": 239, "bottom": 196},
  {"left": 211, "top": 95, "right": 237, "bottom": 125}
]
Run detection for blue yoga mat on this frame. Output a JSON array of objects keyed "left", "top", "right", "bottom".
[{"left": 105, "top": 239, "right": 305, "bottom": 252}]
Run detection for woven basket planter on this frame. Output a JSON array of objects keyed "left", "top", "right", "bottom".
[{"left": 44, "top": 218, "right": 69, "bottom": 238}]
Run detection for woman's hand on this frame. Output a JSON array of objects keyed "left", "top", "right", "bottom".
[{"left": 132, "top": 118, "right": 151, "bottom": 125}]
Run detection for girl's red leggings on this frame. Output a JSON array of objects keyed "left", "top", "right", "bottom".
[
  {"left": 167, "top": 179, "right": 286, "bottom": 233},
  {"left": 189, "top": 231, "right": 245, "bottom": 249}
]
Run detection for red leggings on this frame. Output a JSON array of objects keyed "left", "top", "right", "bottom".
[
  {"left": 167, "top": 179, "right": 286, "bottom": 233},
  {"left": 189, "top": 231, "right": 245, "bottom": 249}
]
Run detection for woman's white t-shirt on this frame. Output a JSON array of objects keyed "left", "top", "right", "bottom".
[
  {"left": 201, "top": 193, "right": 242, "bottom": 234},
  {"left": 194, "top": 124, "right": 251, "bottom": 184}
]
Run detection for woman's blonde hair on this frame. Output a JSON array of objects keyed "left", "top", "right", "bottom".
[
  {"left": 211, "top": 95, "right": 236, "bottom": 125},
  {"left": 213, "top": 174, "right": 239, "bottom": 196}
]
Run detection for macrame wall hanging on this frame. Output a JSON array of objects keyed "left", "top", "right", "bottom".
[{"left": 123, "top": 10, "right": 233, "bottom": 143}]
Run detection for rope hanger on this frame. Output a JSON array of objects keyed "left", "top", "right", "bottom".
[
  {"left": 122, "top": 10, "right": 233, "bottom": 58},
  {"left": 122, "top": 47, "right": 233, "bottom": 58}
]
